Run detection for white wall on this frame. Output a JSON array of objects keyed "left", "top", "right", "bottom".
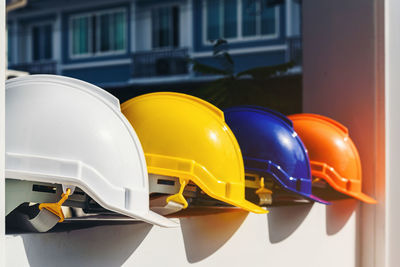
[
  {"left": 302, "top": 0, "right": 384, "bottom": 266},
  {"left": 286, "top": 0, "right": 302, "bottom": 37},
  {"left": 135, "top": 5, "right": 152, "bottom": 51},
  {"left": 291, "top": 1, "right": 301, "bottom": 36},
  {"left": 179, "top": 0, "right": 191, "bottom": 48},
  {"left": 385, "top": 0, "right": 400, "bottom": 266}
]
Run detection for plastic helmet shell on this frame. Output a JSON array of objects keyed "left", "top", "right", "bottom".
[
  {"left": 121, "top": 92, "right": 267, "bottom": 214},
  {"left": 5, "top": 75, "right": 177, "bottom": 227},
  {"left": 288, "top": 113, "right": 376, "bottom": 204},
  {"left": 224, "top": 106, "right": 328, "bottom": 204}
]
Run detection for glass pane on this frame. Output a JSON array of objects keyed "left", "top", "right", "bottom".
[
  {"left": 32, "top": 26, "right": 41, "bottom": 61},
  {"left": 43, "top": 24, "right": 52, "bottom": 59},
  {"left": 72, "top": 20, "right": 78, "bottom": 55},
  {"left": 100, "top": 14, "right": 111, "bottom": 52},
  {"left": 72, "top": 17, "right": 89, "bottom": 55},
  {"left": 7, "top": 27, "right": 12, "bottom": 63},
  {"left": 206, "top": 0, "right": 220, "bottom": 40},
  {"left": 159, "top": 8, "right": 171, "bottom": 47},
  {"left": 92, "top": 16, "right": 97, "bottom": 53},
  {"left": 172, "top": 6, "right": 179, "bottom": 47},
  {"left": 79, "top": 18, "right": 89, "bottom": 54},
  {"left": 223, "top": 0, "right": 237, "bottom": 38},
  {"left": 114, "top": 12, "right": 125, "bottom": 50},
  {"left": 152, "top": 7, "right": 171, "bottom": 48},
  {"left": 242, "top": 0, "right": 257, "bottom": 37},
  {"left": 152, "top": 7, "right": 179, "bottom": 48},
  {"left": 74, "top": 18, "right": 82, "bottom": 54},
  {"left": 261, "top": 1, "right": 276, "bottom": 35}
]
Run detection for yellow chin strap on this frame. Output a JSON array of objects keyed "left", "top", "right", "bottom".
[
  {"left": 39, "top": 188, "right": 71, "bottom": 222},
  {"left": 256, "top": 177, "right": 273, "bottom": 205},
  {"left": 166, "top": 178, "right": 189, "bottom": 209}
]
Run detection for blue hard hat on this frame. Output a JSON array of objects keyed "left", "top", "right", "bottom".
[{"left": 224, "top": 106, "right": 329, "bottom": 204}]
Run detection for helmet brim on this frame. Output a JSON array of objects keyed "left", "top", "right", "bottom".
[
  {"left": 310, "top": 162, "right": 376, "bottom": 204},
  {"left": 147, "top": 155, "right": 269, "bottom": 214},
  {"left": 346, "top": 191, "right": 377, "bottom": 204},
  {"left": 304, "top": 194, "right": 331, "bottom": 205},
  {"left": 235, "top": 199, "right": 269, "bottom": 214},
  {"left": 135, "top": 210, "right": 179, "bottom": 227},
  {"left": 244, "top": 158, "right": 331, "bottom": 205}
]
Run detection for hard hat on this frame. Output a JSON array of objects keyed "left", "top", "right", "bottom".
[
  {"left": 121, "top": 92, "right": 267, "bottom": 214},
  {"left": 288, "top": 113, "right": 376, "bottom": 204},
  {"left": 5, "top": 75, "right": 177, "bottom": 231},
  {"left": 224, "top": 106, "right": 329, "bottom": 205}
]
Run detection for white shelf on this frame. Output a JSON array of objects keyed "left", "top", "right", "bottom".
[{"left": 6, "top": 202, "right": 357, "bottom": 267}]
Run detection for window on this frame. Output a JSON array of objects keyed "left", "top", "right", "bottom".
[
  {"left": 206, "top": 0, "right": 237, "bottom": 40},
  {"left": 99, "top": 11, "right": 126, "bottom": 52},
  {"left": 31, "top": 24, "right": 52, "bottom": 61},
  {"left": 70, "top": 9, "right": 127, "bottom": 57},
  {"left": 204, "top": 0, "right": 278, "bottom": 42},
  {"left": 152, "top": 6, "right": 180, "bottom": 49},
  {"left": 242, "top": 0, "right": 276, "bottom": 36}
]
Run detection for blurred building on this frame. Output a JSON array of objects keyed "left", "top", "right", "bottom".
[{"left": 6, "top": 0, "right": 302, "bottom": 89}]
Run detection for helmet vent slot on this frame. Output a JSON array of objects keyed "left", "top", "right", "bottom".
[
  {"left": 245, "top": 176, "right": 256, "bottom": 181},
  {"left": 312, "top": 164, "right": 324, "bottom": 172},
  {"left": 157, "top": 179, "right": 175, "bottom": 186},
  {"left": 185, "top": 183, "right": 197, "bottom": 192},
  {"left": 32, "top": 184, "right": 56, "bottom": 194},
  {"left": 73, "top": 190, "right": 85, "bottom": 196}
]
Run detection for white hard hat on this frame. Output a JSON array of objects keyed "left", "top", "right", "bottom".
[{"left": 5, "top": 75, "right": 177, "bottom": 230}]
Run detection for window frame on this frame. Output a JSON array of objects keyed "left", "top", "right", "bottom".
[
  {"left": 202, "top": 0, "right": 280, "bottom": 45},
  {"left": 27, "top": 20, "right": 54, "bottom": 63},
  {"left": 68, "top": 7, "right": 128, "bottom": 59},
  {"left": 151, "top": 5, "right": 180, "bottom": 50}
]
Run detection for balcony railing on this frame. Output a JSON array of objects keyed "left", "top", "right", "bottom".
[
  {"left": 9, "top": 60, "right": 57, "bottom": 74},
  {"left": 287, "top": 36, "right": 302, "bottom": 66},
  {"left": 132, "top": 48, "right": 189, "bottom": 78}
]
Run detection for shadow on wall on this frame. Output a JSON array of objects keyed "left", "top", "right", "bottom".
[
  {"left": 21, "top": 222, "right": 152, "bottom": 267},
  {"left": 267, "top": 204, "right": 313, "bottom": 243},
  {"left": 180, "top": 210, "right": 248, "bottom": 263},
  {"left": 326, "top": 199, "right": 358, "bottom": 235}
]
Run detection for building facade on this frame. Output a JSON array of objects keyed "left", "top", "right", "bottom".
[{"left": 6, "top": 0, "right": 302, "bottom": 88}]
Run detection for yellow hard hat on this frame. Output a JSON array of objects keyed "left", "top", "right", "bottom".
[{"left": 121, "top": 92, "right": 267, "bottom": 214}]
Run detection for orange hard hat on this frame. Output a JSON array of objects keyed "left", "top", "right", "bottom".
[{"left": 288, "top": 113, "right": 376, "bottom": 204}]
